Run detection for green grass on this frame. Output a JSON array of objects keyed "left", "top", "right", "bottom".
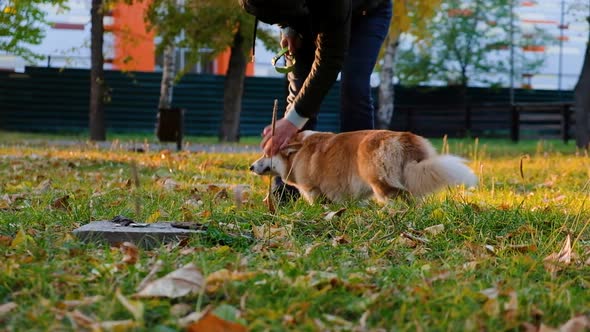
[{"left": 0, "top": 134, "right": 589, "bottom": 331}]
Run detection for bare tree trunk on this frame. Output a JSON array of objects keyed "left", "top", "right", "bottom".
[
  {"left": 377, "top": 34, "right": 399, "bottom": 129},
  {"left": 575, "top": 17, "right": 590, "bottom": 149},
  {"left": 219, "top": 28, "right": 246, "bottom": 142},
  {"left": 159, "top": 44, "right": 176, "bottom": 109},
  {"left": 90, "top": 0, "right": 105, "bottom": 141}
]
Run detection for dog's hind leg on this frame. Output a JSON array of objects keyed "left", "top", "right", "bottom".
[
  {"left": 370, "top": 181, "right": 411, "bottom": 205},
  {"left": 300, "top": 187, "right": 323, "bottom": 204}
]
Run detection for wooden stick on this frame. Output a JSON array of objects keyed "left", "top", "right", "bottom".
[
  {"left": 266, "top": 99, "right": 278, "bottom": 214},
  {"left": 131, "top": 161, "right": 141, "bottom": 218}
]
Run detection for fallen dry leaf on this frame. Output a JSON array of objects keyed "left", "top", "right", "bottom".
[
  {"left": 425, "top": 271, "right": 451, "bottom": 285},
  {"left": 252, "top": 224, "right": 292, "bottom": 241},
  {"left": 424, "top": 224, "right": 445, "bottom": 236},
  {"left": 319, "top": 314, "right": 354, "bottom": 330},
  {"left": 135, "top": 263, "right": 204, "bottom": 298},
  {"left": 0, "top": 195, "right": 11, "bottom": 210},
  {"left": 522, "top": 314, "right": 590, "bottom": 332},
  {"left": 394, "top": 234, "right": 418, "bottom": 248},
  {"left": 94, "top": 320, "right": 138, "bottom": 331},
  {"left": 35, "top": 179, "right": 52, "bottom": 193},
  {"left": 162, "top": 178, "right": 179, "bottom": 191},
  {"left": 186, "top": 308, "right": 247, "bottom": 332},
  {"left": 331, "top": 235, "right": 350, "bottom": 247},
  {"left": 323, "top": 208, "right": 347, "bottom": 221},
  {"left": 0, "top": 235, "right": 12, "bottom": 247},
  {"left": 206, "top": 184, "right": 221, "bottom": 193},
  {"left": 10, "top": 229, "right": 32, "bottom": 248},
  {"left": 485, "top": 244, "right": 496, "bottom": 256},
  {"left": 58, "top": 296, "right": 104, "bottom": 309},
  {"left": 136, "top": 260, "right": 163, "bottom": 292},
  {"left": 544, "top": 234, "right": 572, "bottom": 276},
  {"left": 304, "top": 243, "right": 322, "bottom": 256},
  {"left": 503, "top": 290, "right": 518, "bottom": 322},
  {"left": 120, "top": 242, "right": 139, "bottom": 265},
  {"left": 67, "top": 309, "right": 95, "bottom": 329},
  {"left": 214, "top": 188, "right": 229, "bottom": 201},
  {"left": 146, "top": 210, "right": 165, "bottom": 223},
  {"left": 179, "top": 311, "right": 206, "bottom": 327},
  {"left": 480, "top": 287, "right": 499, "bottom": 300},
  {"left": 506, "top": 244, "right": 537, "bottom": 253},
  {"left": 51, "top": 195, "right": 70, "bottom": 210},
  {"left": 170, "top": 303, "right": 193, "bottom": 318},
  {"left": 0, "top": 302, "right": 17, "bottom": 318},
  {"left": 205, "top": 269, "right": 257, "bottom": 293},
  {"left": 558, "top": 315, "right": 590, "bottom": 332}
]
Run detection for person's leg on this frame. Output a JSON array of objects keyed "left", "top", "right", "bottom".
[
  {"left": 273, "top": 33, "right": 317, "bottom": 203},
  {"left": 340, "top": 2, "right": 392, "bottom": 132}
]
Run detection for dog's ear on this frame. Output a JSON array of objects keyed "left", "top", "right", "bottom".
[{"left": 280, "top": 142, "right": 302, "bottom": 157}]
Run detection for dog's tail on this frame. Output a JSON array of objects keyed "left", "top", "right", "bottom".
[{"left": 403, "top": 155, "right": 478, "bottom": 197}]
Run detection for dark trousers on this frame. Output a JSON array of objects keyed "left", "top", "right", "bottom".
[{"left": 287, "top": 2, "right": 393, "bottom": 132}]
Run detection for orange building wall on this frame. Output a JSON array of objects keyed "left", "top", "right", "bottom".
[
  {"left": 105, "top": 1, "right": 253, "bottom": 76},
  {"left": 215, "top": 48, "right": 255, "bottom": 76},
  {"left": 110, "top": 1, "right": 155, "bottom": 72}
]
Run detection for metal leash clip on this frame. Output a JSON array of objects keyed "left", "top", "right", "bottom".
[{"left": 271, "top": 47, "right": 296, "bottom": 74}]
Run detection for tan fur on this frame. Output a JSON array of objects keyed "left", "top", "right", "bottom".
[{"left": 250, "top": 130, "right": 478, "bottom": 204}]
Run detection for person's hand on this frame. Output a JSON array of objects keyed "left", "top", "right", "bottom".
[
  {"left": 261, "top": 118, "right": 299, "bottom": 156},
  {"left": 280, "top": 28, "right": 302, "bottom": 55}
]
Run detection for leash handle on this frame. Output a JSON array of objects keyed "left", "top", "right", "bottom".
[{"left": 271, "top": 47, "right": 296, "bottom": 74}]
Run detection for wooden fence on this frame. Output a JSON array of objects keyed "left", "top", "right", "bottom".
[
  {"left": 392, "top": 102, "right": 575, "bottom": 142},
  {"left": 0, "top": 67, "right": 576, "bottom": 141}
]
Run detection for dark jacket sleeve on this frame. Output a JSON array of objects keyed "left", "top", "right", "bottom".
[{"left": 291, "top": 0, "right": 351, "bottom": 119}]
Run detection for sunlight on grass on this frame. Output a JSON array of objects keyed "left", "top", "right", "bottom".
[{"left": 0, "top": 135, "right": 589, "bottom": 330}]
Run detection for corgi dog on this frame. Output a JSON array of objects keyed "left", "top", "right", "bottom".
[{"left": 250, "top": 130, "right": 478, "bottom": 204}]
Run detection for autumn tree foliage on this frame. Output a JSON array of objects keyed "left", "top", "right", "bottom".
[
  {"left": 142, "top": 0, "right": 275, "bottom": 142},
  {"left": 395, "top": 0, "right": 549, "bottom": 89},
  {"left": 0, "top": 0, "right": 68, "bottom": 62}
]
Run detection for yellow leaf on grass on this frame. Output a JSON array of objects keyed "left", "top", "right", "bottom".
[
  {"left": 146, "top": 211, "right": 161, "bottom": 223},
  {"left": 0, "top": 198, "right": 10, "bottom": 210},
  {"left": 430, "top": 208, "right": 445, "bottom": 220},
  {"left": 205, "top": 269, "right": 257, "bottom": 293},
  {"left": 10, "top": 229, "right": 32, "bottom": 248}
]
